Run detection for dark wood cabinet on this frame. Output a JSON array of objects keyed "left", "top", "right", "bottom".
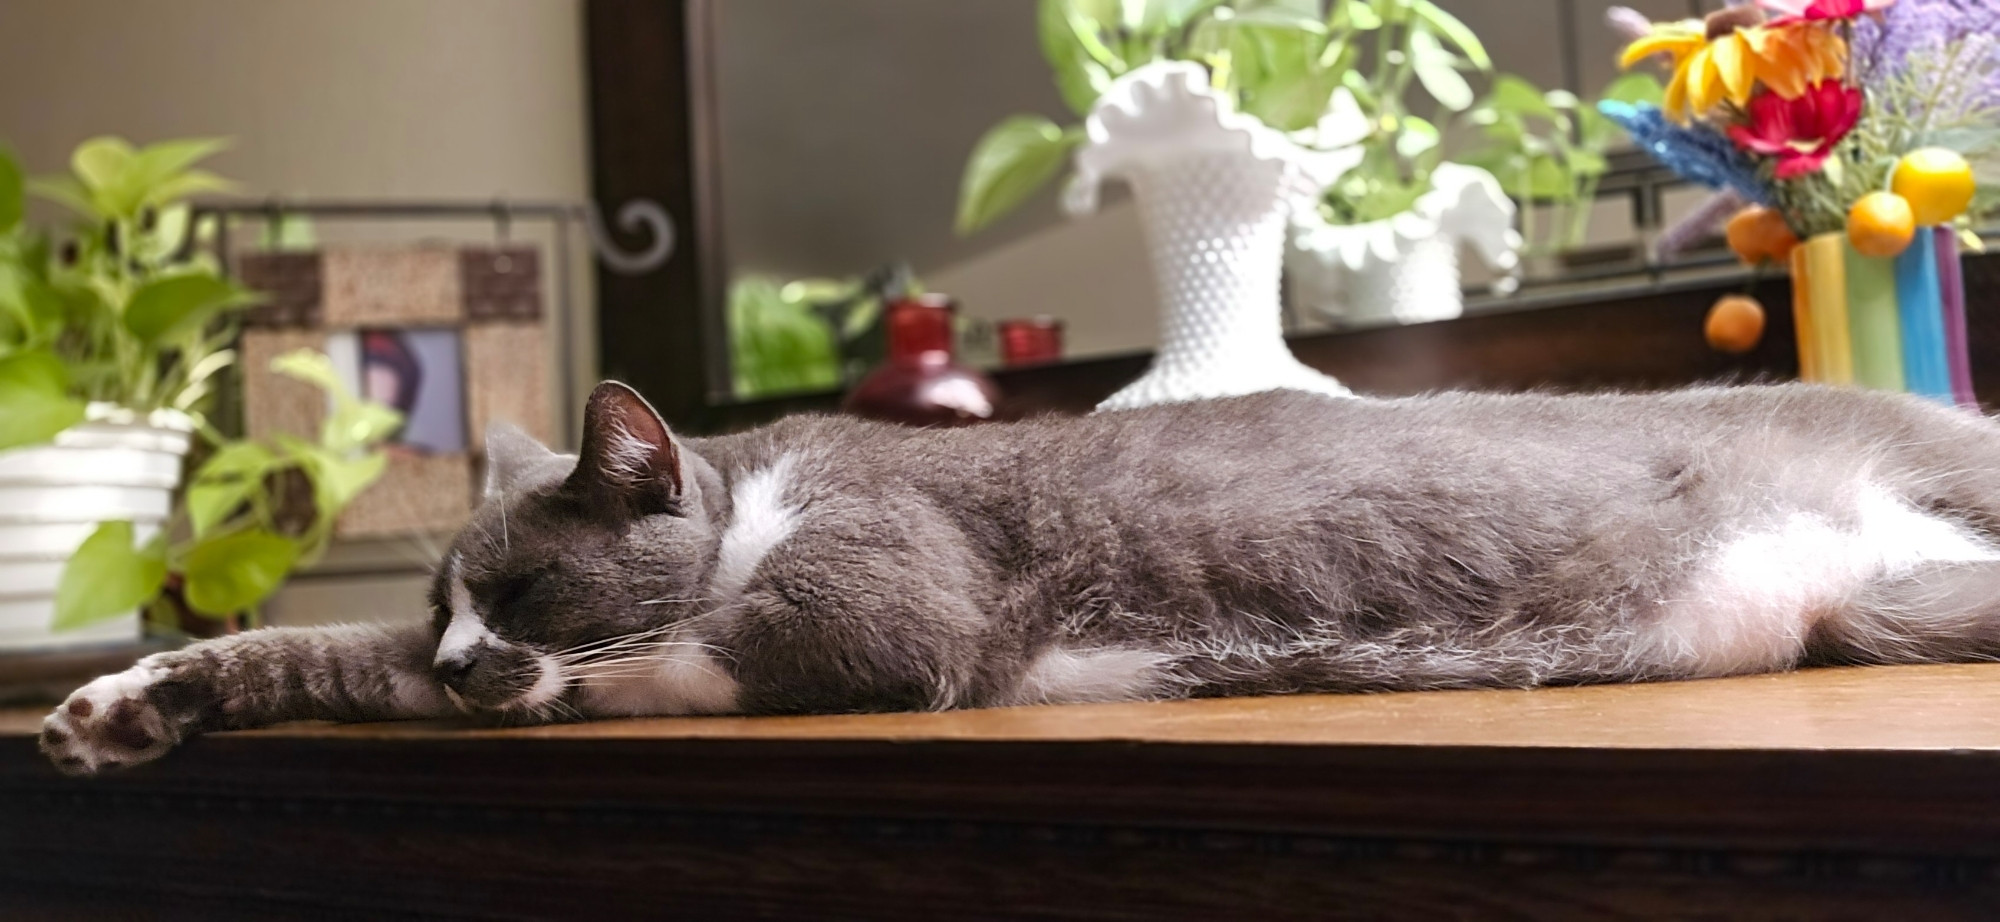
[{"left": 5, "top": 665, "right": 2000, "bottom": 919}]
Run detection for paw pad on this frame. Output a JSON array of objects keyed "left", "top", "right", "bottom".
[{"left": 40, "top": 665, "right": 173, "bottom": 776}]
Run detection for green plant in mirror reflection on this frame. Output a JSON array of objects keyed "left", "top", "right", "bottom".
[
  {"left": 959, "top": 0, "right": 1497, "bottom": 235},
  {"left": 1456, "top": 71, "right": 1663, "bottom": 255}
]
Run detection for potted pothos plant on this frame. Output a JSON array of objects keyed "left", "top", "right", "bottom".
[
  {"left": 956, "top": 0, "right": 1363, "bottom": 236},
  {"left": 960, "top": 0, "right": 1388, "bottom": 408},
  {"left": 1281, "top": 0, "right": 1524, "bottom": 327},
  {"left": 1456, "top": 71, "right": 1664, "bottom": 269},
  {"left": 0, "top": 137, "right": 397, "bottom": 652}
]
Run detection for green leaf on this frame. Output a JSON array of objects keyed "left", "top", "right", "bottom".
[
  {"left": 1229, "top": 22, "right": 1341, "bottom": 130},
  {"left": 268, "top": 348, "right": 402, "bottom": 451},
  {"left": 1578, "top": 107, "right": 1621, "bottom": 150},
  {"left": 305, "top": 448, "right": 388, "bottom": 511},
  {"left": 324, "top": 401, "right": 403, "bottom": 453},
  {"left": 0, "top": 148, "right": 21, "bottom": 235},
  {"left": 1487, "top": 74, "right": 1556, "bottom": 119},
  {"left": 187, "top": 441, "right": 279, "bottom": 537},
  {"left": 53, "top": 521, "right": 166, "bottom": 630},
  {"left": 269, "top": 348, "right": 345, "bottom": 394},
  {"left": 0, "top": 264, "right": 62, "bottom": 342},
  {"left": 1409, "top": 29, "right": 1473, "bottom": 111},
  {"left": 27, "top": 176, "right": 96, "bottom": 218},
  {"left": 141, "top": 204, "right": 193, "bottom": 263},
  {"left": 0, "top": 350, "right": 84, "bottom": 450},
  {"left": 182, "top": 529, "right": 300, "bottom": 617},
  {"left": 1411, "top": 0, "right": 1490, "bottom": 69},
  {"left": 1040, "top": 0, "right": 1117, "bottom": 115},
  {"left": 147, "top": 169, "right": 235, "bottom": 205},
  {"left": 128, "top": 138, "right": 229, "bottom": 193},
  {"left": 1337, "top": 0, "right": 1383, "bottom": 30},
  {"left": 1156, "top": 0, "right": 1227, "bottom": 28},
  {"left": 123, "top": 273, "right": 261, "bottom": 344},
  {"left": 1601, "top": 71, "right": 1664, "bottom": 107},
  {"left": 1397, "top": 116, "right": 1441, "bottom": 158},
  {"left": 956, "top": 116, "right": 1080, "bottom": 235},
  {"left": 71, "top": 136, "right": 136, "bottom": 201},
  {"left": 1341, "top": 68, "right": 1380, "bottom": 109},
  {"left": 1566, "top": 148, "right": 1609, "bottom": 178},
  {"left": 1221, "top": 1, "right": 1328, "bottom": 32},
  {"left": 1522, "top": 155, "right": 1573, "bottom": 199}
]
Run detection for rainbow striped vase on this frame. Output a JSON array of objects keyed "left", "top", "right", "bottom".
[{"left": 1790, "top": 227, "right": 1974, "bottom": 406}]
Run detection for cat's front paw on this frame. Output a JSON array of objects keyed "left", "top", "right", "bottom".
[{"left": 40, "top": 663, "right": 181, "bottom": 776}]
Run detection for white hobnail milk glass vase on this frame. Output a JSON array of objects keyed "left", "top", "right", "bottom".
[
  {"left": 1065, "top": 61, "right": 1363, "bottom": 412},
  {"left": 1288, "top": 161, "right": 1523, "bottom": 328}
]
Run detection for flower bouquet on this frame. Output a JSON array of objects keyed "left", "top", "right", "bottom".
[{"left": 1607, "top": 0, "right": 1999, "bottom": 405}]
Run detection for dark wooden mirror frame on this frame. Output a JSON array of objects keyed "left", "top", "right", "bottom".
[{"left": 583, "top": 0, "right": 1992, "bottom": 436}]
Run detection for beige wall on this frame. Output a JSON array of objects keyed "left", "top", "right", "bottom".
[
  {"left": 0, "top": 0, "right": 587, "bottom": 202},
  {"left": 0, "top": 0, "right": 594, "bottom": 626}
]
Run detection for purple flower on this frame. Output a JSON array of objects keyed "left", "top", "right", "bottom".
[{"left": 1855, "top": 0, "right": 2000, "bottom": 99}]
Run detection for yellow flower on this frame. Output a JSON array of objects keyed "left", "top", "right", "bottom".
[{"left": 1621, "top": 19, "right": 1846, "bottom": 122}]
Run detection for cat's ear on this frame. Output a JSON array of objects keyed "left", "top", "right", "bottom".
[
  {"left": 482, "top": 421, "right": 558, "bottom": 499},
  {"left": 567, "top": 381, "right": 685, "bottom": 514}
]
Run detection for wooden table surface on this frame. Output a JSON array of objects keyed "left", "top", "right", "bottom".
[
  {"left": 6, "top": 664, "right": 2000, "bottom": 920},
  {"left": 7, "top": 661, "right": 1999, "bottom": 750}
]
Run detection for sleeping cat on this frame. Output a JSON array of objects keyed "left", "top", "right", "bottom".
[{"left": 40, "top": 380, "right": 2000, "bottom": 774}]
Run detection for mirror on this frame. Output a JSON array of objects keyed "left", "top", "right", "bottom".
[{"left": 710, "top": 0, "right": 1731, "bottom": 400}]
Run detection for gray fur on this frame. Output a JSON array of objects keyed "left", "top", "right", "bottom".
[{"left": 43, "top": 381, "right": 2000, "bottom": 773}]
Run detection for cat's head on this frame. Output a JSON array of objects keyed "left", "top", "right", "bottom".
[{"left": 426, "top": 382, "right": 721, "bottom": 715}]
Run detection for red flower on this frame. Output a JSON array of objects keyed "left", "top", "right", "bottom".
[
  {"left": 1758, "top": 0, "right": 1893, "bottom": 26},
  {"left": 1727, "top": 81, "right": 1863, "bottom": 179}
]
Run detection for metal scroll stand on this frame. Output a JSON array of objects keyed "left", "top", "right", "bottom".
[{"left": 189, "top": 196, "right": 674, "bottom": 443}]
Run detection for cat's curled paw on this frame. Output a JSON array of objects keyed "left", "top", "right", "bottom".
[{"left": 40, "top": 664, "right": 180, "bottom": 776}]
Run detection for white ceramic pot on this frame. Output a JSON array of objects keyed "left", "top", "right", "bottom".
[
  {"left": 1292, "top": 232, "right": 1466, "bottom": 327},
  {"left": 1289, "top": 162, "right": 1522, "bottom": 328},
  {"left": 1064, "top": 61, "right": 1363, "bottom": 411},
  {"left": 0, "top": 404, "right": 192, "bottom": 652}
]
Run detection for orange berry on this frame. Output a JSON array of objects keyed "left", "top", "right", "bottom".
[
  {"left": 1724, "top": 206, "right": 1800, "bottom": 265},
  {"left": 1891, "top": 147, "right": 1976, "bottom": 226},
  {"left": 1847, "top": 192, "right": 1916, "bottom": 258},
  {"left": 1705, "top": 294, "right": 1765, "bottom": 354}
]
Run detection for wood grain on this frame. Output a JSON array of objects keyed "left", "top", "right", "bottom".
[
  {"left": 5, "top": 664, "right": 2000, "bottom": 918},
  {"left": 7, "top": 662, "right": 1996, "bottom": 750}
]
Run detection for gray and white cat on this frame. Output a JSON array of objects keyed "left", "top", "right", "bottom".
[{"left": 40, "top": 380, "right": 2000, "bottom": 773}]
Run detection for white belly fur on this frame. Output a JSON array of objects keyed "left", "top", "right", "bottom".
[{"left": 1641, "top": 484, "right": 1999, "bottom": 676}]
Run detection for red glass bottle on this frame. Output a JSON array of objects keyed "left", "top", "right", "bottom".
[
  {"left": 842, "top": 293, "right": 1000, "bottom": 426},
  {"left": 997, "top": 316, "right": 1065, "bottom": 366}
]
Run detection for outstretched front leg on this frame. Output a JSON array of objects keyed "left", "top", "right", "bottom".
[{"left": 40, "top": 622, "right": 451, "bottom": 776}]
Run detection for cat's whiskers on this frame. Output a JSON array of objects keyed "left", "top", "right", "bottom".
[
  {"left": 560, "top": 644, "right": 734, "bottom": 685},
  {"left": 549, "top": 625, "right": 682, "bottom": 660}
]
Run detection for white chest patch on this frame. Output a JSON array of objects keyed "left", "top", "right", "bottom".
[
  {"left": 575, "top": 645, "right": 742, "bottom": 717},
  {"left": 1006, "top": 646, "right": 1178, "bottom": 705},
  {"left": 709, "top": 454, "right": 802, "bottom": 601},
  {"left": 1644, "top": 484, "right": 1998, "bottom": 676}
]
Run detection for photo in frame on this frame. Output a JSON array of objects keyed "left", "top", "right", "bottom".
[{"left": 235, "top": 244, "right": 555, "bottom": 537}]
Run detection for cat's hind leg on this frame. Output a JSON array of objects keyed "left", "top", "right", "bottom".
[
  {"left": 41, "top": 622, "right": 452, "bottom": 775},
  {"left": 1808, "top": 561, "right": 2000, "bottom": 666}
]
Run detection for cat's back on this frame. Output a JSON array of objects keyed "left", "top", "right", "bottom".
[{"left": 693, "top": 383, "right": 1961, "bottom": 506}]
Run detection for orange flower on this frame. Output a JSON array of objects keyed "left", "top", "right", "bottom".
[
  {"left": 1741, "top": 23, "right": 1845, "bottom": 99},
  {"left": 1621, "top": 17, "right": 1846, "bottom": 122}
]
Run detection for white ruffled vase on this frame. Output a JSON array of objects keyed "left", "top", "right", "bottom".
[
  {"left": 1288, "top": 161, "right": 1522, "bottom": 328},
  {"left": 1067, "top": 61, "right": 1362, "bottom": 412}
]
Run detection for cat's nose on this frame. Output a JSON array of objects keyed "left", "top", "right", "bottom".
[{"left": 432, "top": 652, "right": 478, "bottom": 691}]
